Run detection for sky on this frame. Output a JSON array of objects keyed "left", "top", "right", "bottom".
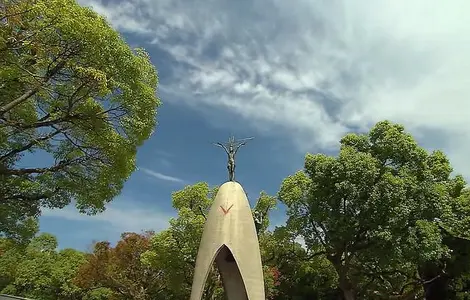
[{"left": 39, "top": 0, "right": 470, "bottom": 251}]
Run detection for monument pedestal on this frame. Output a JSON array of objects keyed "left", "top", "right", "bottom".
[{"left": 190, "top": 182, "right": 265, "bottom": 300}]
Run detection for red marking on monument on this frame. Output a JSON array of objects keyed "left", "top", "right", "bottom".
[{"left": 220, "top": 204, "right": 234, "bottom": 216}]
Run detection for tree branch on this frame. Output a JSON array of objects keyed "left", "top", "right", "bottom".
[
  {"left": 0, "top": 128, "right": 62, "bottom": 162},
  {"left": 0, "top": 48, "right": 73, "bottom": 116},
  {"left": 0, "top": 6, "right": 36, "bottom": 21},
  {"left": 0, "top": 88, "right": 38, "bottom": 115},
  {"left": 306, "top": 250, "right": 327, "bottom": 260},
  {"left": 1, "top": 157, "right": 80, "bottom": 176},
  {"left": 6, "top": 113, "right": 80, "bottom": 131},
  {"left": 199, "top": 206, "right": 207, "bottom": 220},
  {"left": 2, "top": 187, "right": 60, "bottom": 204},
  {"left": 309, "top": 217, "right": 328, "bottom": 247}
]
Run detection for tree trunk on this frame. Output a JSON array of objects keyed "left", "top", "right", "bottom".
[
  {"left": 329, "top": 254, "right": 355, "bottom": 300},
  {"left": 339, "top": 277, "right": 355, "bottom": 300}
]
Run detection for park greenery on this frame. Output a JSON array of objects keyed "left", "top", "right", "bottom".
[
  {"left": 1, "top": 1, "right": 470, "bottom": 300},
  {"left": 0, "top": 0, "right": 160, "bottom": 241}
]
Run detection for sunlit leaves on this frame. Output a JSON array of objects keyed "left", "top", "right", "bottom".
[
  {"left": 279, "top": 120, "right": 468, "bottom": 299},
  {"left": 0, "top": 233, "right": 85, "bottom": 299},
  {"left": 144, "top": 182, "right": 218, "bottom": 298},
  {"left": 0, "top": 0, "right": 160, "bottom": 240}
]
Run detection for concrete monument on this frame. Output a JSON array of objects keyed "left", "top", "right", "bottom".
[{"left": 190, "top": 136, "right": 264, "bottom": 300}]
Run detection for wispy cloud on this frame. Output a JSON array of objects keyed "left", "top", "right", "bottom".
[
  {"left": 80, "top": 0, "right": 470, "bottom": 179},
  {"left": 42, "top": 198, "right": 175, "bottom": 234},
  {"left": 157, "top": 157, "right": 172, "bottom": 168},
  {"left": 139, "top": 167, "right": 185, "bottom": 183},
  {"left": 153, "top": 150, "right": 173, "bottom": 168},
  {"left": 154, "top": 149, "right": 174, "bottom": 158}
]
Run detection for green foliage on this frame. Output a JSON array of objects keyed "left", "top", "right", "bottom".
[
  {"left": 27, "top": 232, "right": 57, "bottom": 252},
  {"left": 0, "top": 233, "right": 85, "bottom": 299},
  {"left": 252, "top": 191, "right": 277, "bottom": 234},
  {"left": 260, "top": 226, "right": 339, "bottom": 300},
  {"left": 0, "top": 238, "right": 26, "bottom": 292},
  {"left": 0, "top": 0, "right": 160, "bottom": 240},
  {"left": 1, "top": 121, "right": 469, "bottom": 300},
  {"left": 279, "top": 120, "right": 469, "bottom": 299},
  {"left": 81, "top": 287, "right": 114, "bottom": 300},
  {"left": 142, "top": 182, "right": 220, "bottom": 299}
]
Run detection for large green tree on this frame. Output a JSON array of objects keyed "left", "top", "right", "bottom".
[
  {"left": 279, "top": 121, "right": 468, "bottom": 300},
  {"left": 260, "top": 226, "right": 339, "bottom": 300},
  {"left": 0, "top": 237, "right": 25, "bottom": 292},
  {"left": 0, "top": 0, "right": 160, "bottom": 240},
  {"left": 421, "top": 188, "right": 470, "bottom": 299},
  {"left": 0, "top": 233, "right": 86, "bottom": 299}
]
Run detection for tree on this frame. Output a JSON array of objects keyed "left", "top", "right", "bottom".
[
  {"left": 250, "top": 191, "right": 279, "bottom": 299},
  {"left": 142, "top": 182, "right": 221, "bottom": 300},
  {"left": 260, "top": 226, "right": 339, "bottom": 300},
  {"left": 421, "top": 188, "right": 470, "bottom": 299},
  {"left": 0, "top": 237, "right": 26, "bottom": 292},
  {"left": 278, "top": 121, "right": 468, "bottom": 300},
  {"left": 74, "top": 231, "right": 165, "bottom": 300},
  {"left": 0, "top": 0, "right": 160, "bottom": 239},
  {"left": 1, "top": 233, "right": 86, "bottom": 299},
  {"left": 252, "top": 191, "right": 277, "bottom": 235}
]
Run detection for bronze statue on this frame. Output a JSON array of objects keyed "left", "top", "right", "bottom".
[{"left": 213, "top": 136, "right": 253, "bottom": 181}]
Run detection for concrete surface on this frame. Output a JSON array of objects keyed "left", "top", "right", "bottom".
[{"left": 190, "top": 181, "right": 265, "bottom": 300}]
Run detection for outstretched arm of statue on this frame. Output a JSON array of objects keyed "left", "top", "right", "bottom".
[
  {"left": 234, "top": 142, "right": 246, "bottom": 155},
  {"left": 213, "top": 142, "right": 229, "bottom": 155}
]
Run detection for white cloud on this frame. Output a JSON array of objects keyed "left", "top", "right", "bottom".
[
  {"left": 80, "top": 0, "right": 470, "bottom": 178},
  {"left": 139, "top": 167, "right": 185, "bottom": 183},
  {"left": 79, "top": 0, "right": 151, "bottom": 34},
  {"left": 42, "top": 198, "right": 174, "bottom": 234}
]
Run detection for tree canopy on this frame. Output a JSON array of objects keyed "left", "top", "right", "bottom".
[
  {"left": 0, "top": 4, "right": 469, "bottom": 296},
  {"left": 1, "top": 166, "right": 470, "bottom": 299},
  {"left": 0, "top": 233, "right": 85, "bottom": 299},
  {"left": 0, "top": 0, "right": 160, "bottom": 241},
  {"left": 279, "top": 120, "right": 469, "bottom": 299}
]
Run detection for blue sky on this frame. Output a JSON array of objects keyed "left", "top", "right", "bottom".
[{"left": 40, "top": 0, "right": 470, "bottom": 251}]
